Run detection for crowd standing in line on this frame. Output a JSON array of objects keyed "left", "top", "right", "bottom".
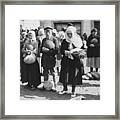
[{"left": 20, "top": 23, "right": 100, "bottom": 97}]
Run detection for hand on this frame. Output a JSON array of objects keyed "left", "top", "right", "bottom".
[
  {"left": 27, "top": 51, "right": 31, "bottom": 55},
  {"left": 42, "top": 47, "right": 49, "bottom": 52},
  {"left": 90, "top": 44, "right": 95, "bottom": 47},
  {"left": 65, "top": 50, "right": 70, "bottom": 56}
]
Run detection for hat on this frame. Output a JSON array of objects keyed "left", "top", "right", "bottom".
[
  {"left": 67, "top": 23, "right": 73, "bottom": 27},
  {"left": 44, "top": 26, "right": 53, "bottom": 30},
  {"left": 91, "top": 28, "right": 97, "bottom": 32}
]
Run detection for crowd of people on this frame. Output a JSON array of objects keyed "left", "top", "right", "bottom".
[{"left": 20, "top": 23, "right": 100, "bottom": 98}]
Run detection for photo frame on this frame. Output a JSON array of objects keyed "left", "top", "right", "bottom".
[{"left": 0, "top": 0, "right": 119, "bottom": 119}]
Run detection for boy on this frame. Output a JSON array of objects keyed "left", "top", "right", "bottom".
[{"left": 41, "top": 26, "right": 59, "bottom": 90}]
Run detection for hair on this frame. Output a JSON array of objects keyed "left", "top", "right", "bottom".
[
  {"left": 67, "top": 23, "right": 73, "bottom": 27},
  {"left": 91, "top": 28, "right": 97, "bottom": 33}
]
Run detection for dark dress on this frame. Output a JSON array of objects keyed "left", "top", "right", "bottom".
[
  {"left": 86, "top": 34, "right": 100, "bottom": 68},
  {"left": 87, "top": 34, "right": 100, "bottom": 57},
  {"left": 59, "top": 39, "right": 82, "bottom": 92},
  {"left": 21, "top": 40, "right": 41, "bottom": 87}
]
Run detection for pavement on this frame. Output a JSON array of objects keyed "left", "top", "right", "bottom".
[
  {"left": 20, "top": 59, "right": 100, "bottom": 100},
  {"left": 20, "top": 79, "right": 100, "bottom": 100}
]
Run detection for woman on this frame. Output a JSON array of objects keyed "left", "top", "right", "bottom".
[
  {"left": 36, "top": 28, "right": 46, "bottom": 75},
  {"left": 56, "top": 31, "right": 66, "bottom": 76},
  {"left": 41, "top": 26, "right": 59, "bottom": 90},
  {"left": 21, "top": 31, "right": 41, "bottom": 89},
  {"left": 86, "top": 28, "right": 100, "bottom": 72},
  {"left": 59, "top": 26, "right": 83, "bottom": 97},
  {"left": 20, "top": 31, "right": 27, "bottom": 84}
]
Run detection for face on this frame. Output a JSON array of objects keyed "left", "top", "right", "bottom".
[
  {"left": 91, "top": 31, "right": 97, "bottom": 36},
  {"left": 52, "top": 32, "right": 56, "bottom": 37},
  {"left": 67, "top": 32, "right": 72, "bottom": 39},
  {"left": 45, "top": 29, "right": 52, "bottom": 39},
  {"left": 28, "top": 33, "right": 32, "bottom": 40},
  {"left": 25, "top": 37, "right": 30, "bottom": 43},
  {"left": 22, "top": 33, "right": 26, "bottom": 38}
]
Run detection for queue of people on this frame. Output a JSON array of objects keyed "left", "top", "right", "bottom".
[{"left": 20, "top": 23, "right": 100, "bottom": 97}]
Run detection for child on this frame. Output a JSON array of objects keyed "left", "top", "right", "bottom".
[{"left": 41, "top": 26, "right": 59, "bottom": 90}]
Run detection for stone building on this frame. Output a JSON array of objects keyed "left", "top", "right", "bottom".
[{"left": 20, "top": 20, "right": 100, "bottom": 36}]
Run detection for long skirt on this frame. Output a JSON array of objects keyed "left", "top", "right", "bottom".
[
  {"left": 21, "top": 60, "right": 41, "bottom": 87},
  {"left": 59, "top": 58, "right": 82, "bottom": 86},
  {"left": 86, "top": 57, "right": 100, "bottom": 68}
]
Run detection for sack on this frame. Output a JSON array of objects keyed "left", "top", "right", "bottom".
[
  {"left": 90, "top": 72, "right": 100, "bottom": 80},
  {"left": 24, "top": 53, "right": 36, "bottom": 64},
  {"left": 43, "top": 81, "right": 53, "bottom": 90},
  {"left": 91, "top": 38, "right": 98, "bottom": 44},
  {"left": 72, "top": 49, "right": 86, "bottom": 59},
  {"left": 44, "top": 40, "right": 55, "bottom": 49},
  {"left": 82, "top": 72, "right": 100, "bottom": 80}
]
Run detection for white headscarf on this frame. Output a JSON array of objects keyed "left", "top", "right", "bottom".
[
  {"left": 38, "top": 28, "right": 45, "bottom": 36},
  {"left": 65, "top": 26, "right": 83, "bottom": 48},
  {"left": 52, "top": 29, "right": 59, "bottom": 38},
  {"left": 22, "top": 32, "right": 27, "bottom": 36},
  {"left": 58, "top": 31, "right": 65, "bottom": 40},
  {"left": 37, "top": 29, "right": 45, "bottom": 43},
  {"left": 29, "top": 30, "right": 36, "bottom": 41}
]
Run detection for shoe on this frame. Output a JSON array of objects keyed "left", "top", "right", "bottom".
[
  {"left": 50, "top": 88, "right": 57, "bottom": 92},
  {"left": 31, "top": 85, "right": 36, "bottom": 90},
  {"left": 25, "top": 84, "right": 31, "bottom": 88},
  {"left": 31, "top": 87, "right": 36, "bottom": 90},
  {"left": 71, "top": 92, "right": 76, "bottom": 98},
  {"left": 59, "top": 90, "right": 68, "bottom": 95},
  {"left": 37, "top": 83, "right": 44, "bottom": 89}
]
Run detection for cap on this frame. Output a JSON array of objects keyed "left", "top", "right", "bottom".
[{"left": 44, "top": 26, "right": 53, "bottom": 30}]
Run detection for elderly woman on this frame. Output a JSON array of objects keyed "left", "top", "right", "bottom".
[
  {"left": 86, "top": 28, "right": 100, "bottom": 72},
  {"left": 59, "top": 26, "right": 83, "bottom": 97},
  {"left": 21, "top": 31, "right": 41, "bottom": 89}
]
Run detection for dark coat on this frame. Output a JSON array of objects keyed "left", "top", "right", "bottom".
[
  {"left": 87, "top": 34, "right": 100, "bottom": 57},
  {"left": 21, "top": 41, "right": 41, "bottom": 86},
  {"left": 59, "top": 39, "right": 83, "bottom": 85},
  {"left": 41, "top": 37, "right": 59, "bottom": 69}
]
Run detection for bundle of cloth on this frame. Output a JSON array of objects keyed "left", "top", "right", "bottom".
[{"left": 82, "top": 72, "right": 100, "bottom": 80}]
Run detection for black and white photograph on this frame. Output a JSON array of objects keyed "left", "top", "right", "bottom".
[
  {"left": 20, "top": 20, "right": 100, "bottom": 100},
  {"left": 3, "top": 3, "right": 116, "bottom": 116}
]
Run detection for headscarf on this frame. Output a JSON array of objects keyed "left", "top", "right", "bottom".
[
  {"left": 37, "top": 28, "right": 45, "bottom": 43},
  {"left": 52, "top": 29, "right": 59, "bottom": 38},
  {"left": 38, "top": 28, "right": 45, "bottom": 36},
  {"left": 22, "top": 31, "right": 27, "bottom": 36},
  {"left": 28, "top": 30, "right": 36, "bottom": 41},
  {"left": 65, "top": 26, "right": 83, "bottom": 48},
  {"left": 58, "top": 31, "right": 65, "bottom": 40}
]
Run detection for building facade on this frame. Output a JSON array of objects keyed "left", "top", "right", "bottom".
[{"left": 20, "top": 20, "right": 100, "bottom": 36}]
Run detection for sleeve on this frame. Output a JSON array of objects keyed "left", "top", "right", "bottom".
[
  {"left": 95, "top": 36, "right": 100, "bottom": 47},
  {"left": 22, "top": 44, "right": 27, "bottom": 53},
  {"left": 40, "top": 38, "right": 46, "bottom": 53},
  {"left": 60, "top": 39, "right": 66, "bottom": 55},
  {"left": 53, "top": 37, "right": 59, "bottom": 50},
  {"left": 51, "top": 37, "right": 59, "bottom": 54},
  {"left": 86, "top": 36, "right": 92, "bottom": 47},
  {"left": 32, "top": 41, "right": 38, "bottom": 55}
]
